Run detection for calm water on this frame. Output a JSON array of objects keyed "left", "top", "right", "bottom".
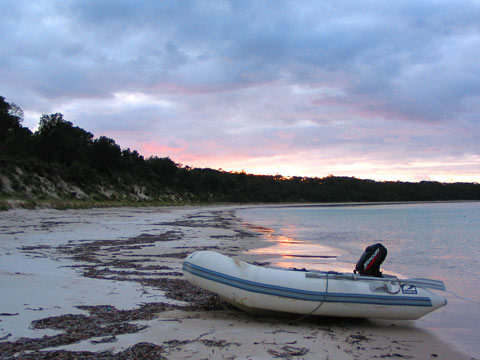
[{"left": 238, "top": 202, "right": 480, "bottom": 357}]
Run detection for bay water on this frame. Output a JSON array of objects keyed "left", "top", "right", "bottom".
[{"left": 237, "top": 202, "right": 480, "bottom": 357}]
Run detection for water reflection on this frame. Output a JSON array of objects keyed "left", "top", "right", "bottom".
[
  {"left": 245, "top": 222, "right": 354, "bottom": 272},
  {"left": 239, "top": 202, "right": 480, "bottom": 357},
  {"left": 245, "top": 220, "right": 407, "bottom": 275}
]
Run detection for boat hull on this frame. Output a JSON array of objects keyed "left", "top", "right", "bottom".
[{"left": 183, "top": 251, "right": 447, "bottom": 320}]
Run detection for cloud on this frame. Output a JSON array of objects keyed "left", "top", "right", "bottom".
[{"left": 1, "top": 0, "right": 479, "bottom": 181}]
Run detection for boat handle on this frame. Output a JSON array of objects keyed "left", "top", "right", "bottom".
[{"left": 369, "top": 281, "right": 400, "bottom": 294}]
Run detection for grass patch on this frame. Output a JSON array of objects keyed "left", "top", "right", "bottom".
[
  {"left": 9, "top": 190, "right": 193, "bottom": 211},
  {"left": 48, "top": 199, "right": 183, "bottom": 210},
  {"left": 0, "top": 200, "right": 8, "bottom": 211},
  {"left": 23, "top": 199, "right": 38, "bottom": 209},
  {"left": 0, "top": 196, "right": 211, "bottom": 211}
]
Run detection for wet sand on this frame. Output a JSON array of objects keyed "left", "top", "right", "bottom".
[{"left": 0, "top": 205, "right": 475, "bottom": 359}]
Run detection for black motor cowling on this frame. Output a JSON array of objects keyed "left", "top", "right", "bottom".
[{"left": 354, "top": 243, "right": 387, "bottom": 277}]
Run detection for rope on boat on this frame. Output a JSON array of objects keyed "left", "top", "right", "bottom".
[
  {"left": 290, "top": 273, "right": 403, "bottom": 323},
  {"left": 290, "top": 272, "right": 330, "bottom": 323}
]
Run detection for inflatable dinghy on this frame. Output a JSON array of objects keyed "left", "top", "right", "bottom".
[{"left": 183, "top": 250, "right": 447, "bottom": 320}]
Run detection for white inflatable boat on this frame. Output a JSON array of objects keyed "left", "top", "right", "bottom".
[{"left": 183, "top": 251, "right": 447, "bottom": 320}]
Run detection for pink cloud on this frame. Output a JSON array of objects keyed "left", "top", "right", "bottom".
[{"left": 140, "top": 142, "right": 188, "bottom": 157}]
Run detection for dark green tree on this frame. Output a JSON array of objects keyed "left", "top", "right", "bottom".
[
  {"left": 145, "top": 156, "right": 179, "bottom": 186},
  {"left": 90, "top": 136, "right": 122, "bottom": 174},
  {"left": 34, "top": 113, "right": 93, "bottom": 164},
  {"left": 0, "top": 96, "right": 32, "bottom": 156},
  {"left": 121, "top": 148, "right": 145, "bottom": 171}
]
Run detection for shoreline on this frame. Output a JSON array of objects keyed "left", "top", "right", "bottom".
[
  {"left": 0, "top": 205, "right": 475, "bottom": 359},
  {"left": 2, "top": 198, "right": 479, "bottom": 213}
]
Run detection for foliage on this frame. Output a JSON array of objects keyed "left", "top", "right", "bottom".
[
  {"left": 0, "top": 96, "right": 32, "bottom": 156},
  {"left": 1, "top": 95, "right": 480, "bottom": 204},
  {"left": 33, "top": 113, "right": 94, "bottom": 165}
]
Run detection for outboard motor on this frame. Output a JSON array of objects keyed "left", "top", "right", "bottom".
[{"left": 354, "top": 243, "right": 387, "bottom": 277}]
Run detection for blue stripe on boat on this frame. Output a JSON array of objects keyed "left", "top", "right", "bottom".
[{"left": 182, "top": 261, "right": 432, "bottom": 307}]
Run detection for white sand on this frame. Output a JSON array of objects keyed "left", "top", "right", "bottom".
[{"left": 0, "top": 205, "right": 474, "bottom": 359}]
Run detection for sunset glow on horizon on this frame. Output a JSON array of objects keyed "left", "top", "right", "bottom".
[
  {"left": 2, "top": 1, "right": 479, "bottom": 184},
  {"left": 134, "top": 145, "right": 480, "bottom": 183}
]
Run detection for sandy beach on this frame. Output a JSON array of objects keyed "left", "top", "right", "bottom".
[{"left": 0, "top": 205, "right": 475, "bottom": 359}]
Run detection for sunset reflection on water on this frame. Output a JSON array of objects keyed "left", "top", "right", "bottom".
[{"left": 245, "top": 222, "right": 354, "bottom": 272}]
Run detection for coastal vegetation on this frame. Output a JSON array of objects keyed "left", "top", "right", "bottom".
[{"left": 1, "top": 95, "right": 480, "bottom": 209}]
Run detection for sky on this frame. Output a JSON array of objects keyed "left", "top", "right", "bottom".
[{"left": 1, "top": 0, "right": 480, "bottom": 183}]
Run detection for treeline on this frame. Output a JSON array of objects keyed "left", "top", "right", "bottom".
[{"left": 1, "top": 95, "right": 480, "bottom": 203}]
